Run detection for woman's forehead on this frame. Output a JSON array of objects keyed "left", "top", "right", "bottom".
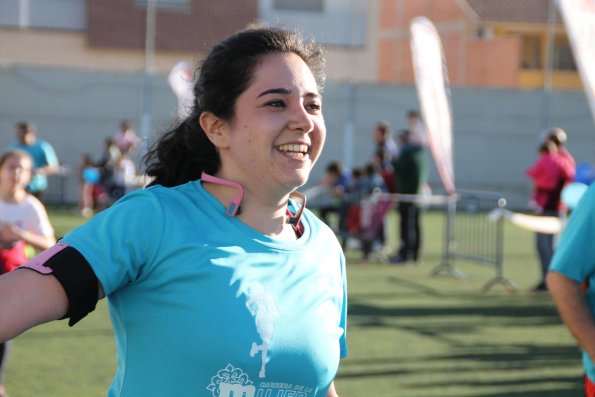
[
  {"left": 249, "top": 53, "right": 318, "bottom": 95},
  {"left": 6, "top": 155, "right": 32, "bottom": 167}
]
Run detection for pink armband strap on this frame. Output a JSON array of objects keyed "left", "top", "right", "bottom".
[
  {"left": 20, "top": 243, "right": 69, "bottom": 274},
  {"left": 18, "top": 242, "right": 99, "bottom": 326}
]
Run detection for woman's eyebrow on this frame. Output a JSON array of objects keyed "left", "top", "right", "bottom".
[
  {"left": 257, "top": 88, "right": 321, "bottom": 99},
  {"left": 257, "top": 88, "right": 291, "bottom": 97}
]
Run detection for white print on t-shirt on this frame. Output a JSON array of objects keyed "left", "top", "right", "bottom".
[
  {"left": 206, "top": 363, "right": 314, "bottom": 397},
  {"left": 246, "top": 283, "right": 279, "bottom": 378},
  {"left": 206, "top": 364, "right": 255, "bottom": 396}
]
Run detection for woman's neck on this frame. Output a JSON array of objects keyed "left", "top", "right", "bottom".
[
  {"left": 202, "top": 180, "right": 294, "bottom": 238},
  {"left": 0, "top": 188, "right": 26, "bottom": 204}
]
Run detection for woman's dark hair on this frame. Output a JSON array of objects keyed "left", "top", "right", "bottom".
[{"left": 144, "top": 27, "right": 325, "bottom": 187}]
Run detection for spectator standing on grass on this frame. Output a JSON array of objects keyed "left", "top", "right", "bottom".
[
  {"left": 371, "top": 121, "right": 399, "bottom": 171},
  {"left": 317, "top": 160, "right": 352, "bottom": 233},
  {"left": 390, "top": 129, "right": 428, "bottom": 264},
  {"left": 107, "top": 153, "right": 137, "bottom": 202},
  {"left": 8, "top": 121, "right": 59, "bottom": 202},
  {"left": 406, "top": 110, "right": 427, "bottom": 148},
  {"left": 78, "top": 153, "right": 108, "bottom": 218},
  {"left": 0, "top": 27, "right": 346, "bottom": 397},
  {"left": 0, "top": 149, "right": 55, "bottom": 397},
  {"left": 547, "top": 127, "right": 576, "bottom": 180},
  {"left": 526, "top": 128, "right": 575, "bottom": 292},
  {"left": 112, "top": 120, "right": 140, "bottom": 157},
  {"left": 547, "top": 182, "right": 595, "bottom": 396}
]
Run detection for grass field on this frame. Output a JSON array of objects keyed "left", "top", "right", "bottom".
[{"left": 4, "top": 207, "right": 584, "bottom": 396}]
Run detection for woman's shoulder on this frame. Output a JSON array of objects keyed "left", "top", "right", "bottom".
[
  {"left": 132, "top": 181, "right": 196, "bottom": 199},
  {"left": 113, "top": 181, "right": 203, "bottom": 216}
]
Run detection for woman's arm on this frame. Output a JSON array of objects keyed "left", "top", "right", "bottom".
[
  {"left": 0, "top": 269, "right": 68, "bottom": 342},
  {"left": 0, "top": 222, "right": 55, "bottom": 251},
  {"left": 547, "top": 271, "right": 595, "bottom": 361}
]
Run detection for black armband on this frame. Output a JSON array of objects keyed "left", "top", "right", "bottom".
[{"left": 19, "top": 243, "right": 99, "bottom": 326}]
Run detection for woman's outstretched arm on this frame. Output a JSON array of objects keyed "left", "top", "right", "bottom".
[{"left": 0, "top": 269, "right": 68, "bottom": 342}]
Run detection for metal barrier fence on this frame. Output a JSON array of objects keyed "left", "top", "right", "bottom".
[
  {"left": 305, "top": 186, "right": 515, "bottom": 291},
  {"left": 431, "top": 189, "right": 517, "bottom": 292},
  {"left": 44, "top": 166, "right": 76, "bottom": 207}
]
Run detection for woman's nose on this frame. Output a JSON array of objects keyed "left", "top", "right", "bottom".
[{"left": 289, "top": 104, "right": 315, "bottom": 134}]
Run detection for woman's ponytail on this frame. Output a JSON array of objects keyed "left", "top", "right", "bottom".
[{"left": 144, "top": 108, "right": 219, "bottom": 187}]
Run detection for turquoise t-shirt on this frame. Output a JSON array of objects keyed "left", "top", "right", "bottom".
[
  {"left": 550, "top": 183, "right": 595, "bottom": 381},
  {"left": 62, "top": 180, "right": 348, "bottom": 397}
]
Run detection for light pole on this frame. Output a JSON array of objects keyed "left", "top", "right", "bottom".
[
  {"left": 541, "top": 0, "right": 557, "bottom": 131},
  {"left": 140, "top": 0, "right": 156, "bottom": 168}
]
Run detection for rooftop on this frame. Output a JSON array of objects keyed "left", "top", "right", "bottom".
[{"left": 462, "top": 0, "right": 561, "bottom": 24}]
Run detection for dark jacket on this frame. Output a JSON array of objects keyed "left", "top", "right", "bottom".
[{"left": 392, "top": 145, "right": 428, "bottom": 194}]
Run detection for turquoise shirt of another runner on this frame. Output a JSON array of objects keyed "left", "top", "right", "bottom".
[{"left": 550, "top": 183, "right": 595, "bottom": 383}]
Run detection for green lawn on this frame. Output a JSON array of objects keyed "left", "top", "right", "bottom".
[{"left": 4, "top": 208, "right": 583, "bottom": 396}]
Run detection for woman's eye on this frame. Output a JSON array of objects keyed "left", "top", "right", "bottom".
[
  {"left": 306, "top": 102, "right": 322, "bottom": 112},
  {"left": 266, "top": 100, "right": 285, "bottom": 108}
]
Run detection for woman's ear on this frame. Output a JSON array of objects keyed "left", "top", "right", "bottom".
[{"left": 199, "top": 111, "right": 230, "bottom": 149}]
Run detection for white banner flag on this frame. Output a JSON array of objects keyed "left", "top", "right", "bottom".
[
  {"left": 410, "top": 17, "right": 455, "bottom": 194},
  {"left": 558, "top": 0, "right": 595, "bottom": 126},
  {"left": 168, "top": 60, "right": 195, "bottom": 119}
]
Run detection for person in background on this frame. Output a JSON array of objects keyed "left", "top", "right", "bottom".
[
  {"left": 78, "top": 153, "right": 108, "bottom": 218},
  {"left": 547, "top": 183, "right": 595, "bottom": 396},
  {"left": 546, "top": 127, "right": 576, "bottom": 180},
  {"left": 372, "top": 121, "right": 399, "bottom": 171},
  {"left": 96, "top": 137, "right": 121, "bottom": 200},
  {"left": 317, "top": 160, "right": 352, "bottom": 233},
  {"left": 0, "top": 149, "right": 55, "bottom": 397},
  {"left": 0, "top": 27, "right": 346, "bottom": 397},
  {"left": 526, "top": 129, "right": 575, "bottom": 292},
  {"left": 406, "top": 110, "right": 427, "bottom": 148},
  {"left": 372, "top": 149, "right": 396, "bottom": 194},
  {"left": 107, "top": 152, "right": 137, "bottom": 202},
  {"left": 390, "top": 129, "right": 428, "bottom": 264},
  {"left": 8, "top": 121, "right": 59, "bottom": 201},
  {"left": 112, "top": 120, "right": 140, "bottom": 157}
]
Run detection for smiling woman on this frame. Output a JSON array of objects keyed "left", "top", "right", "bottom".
[{"left": 0, "top": 27, "right": 346, "bottom": 397}]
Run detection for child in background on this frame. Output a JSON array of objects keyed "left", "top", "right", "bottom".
[
  {"left": 79, "top": 153, "right": 107, "bottom": 218},
  {"left": 0, "top": 149, "right": 56, "bottom": 397}
]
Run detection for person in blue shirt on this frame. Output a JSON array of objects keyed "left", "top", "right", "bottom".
[
  {"left": 0, "top": 27, "right": 347, "bottom": 397},
  {"left": 8, "top": 121, "right": 59, "bottom": 201},
  {"left": 548, "top": 183, "right": 595, "bottom": 396}
]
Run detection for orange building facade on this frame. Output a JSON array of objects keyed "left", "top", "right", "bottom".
[{"left": 375, "top": 0, "right": 582, "bottom": 89}]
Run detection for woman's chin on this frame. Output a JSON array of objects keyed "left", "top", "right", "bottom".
[{"left": 284, "top": 172, "right": 310, "bottom": 191}]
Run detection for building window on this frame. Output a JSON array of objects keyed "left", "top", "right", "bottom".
[
  {"left": 273, "top": 0, "right": 324, "bottom": 12},
  {"left": 520, "top": 35, "right": 542, "bottom": 69},
  {"left": 0, "top": 0, "right": 85, "bottom": 30},
  {"left": 473, "top": 25, "right": 493, "bottom": 40},
  {"left": 553, "top": 38, "right": 577, "bottom": 71}
]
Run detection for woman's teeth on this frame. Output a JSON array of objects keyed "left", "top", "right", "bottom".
[{"left": 277, "top": 144, "right": 308, "bottom": 158}]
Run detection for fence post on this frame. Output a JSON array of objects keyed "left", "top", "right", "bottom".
[
  {"left": 431, "top": 193, "right": 466, "bottom": 279},
  {"left": 431, "top": 190, "right": 516, "bottom": 291}
]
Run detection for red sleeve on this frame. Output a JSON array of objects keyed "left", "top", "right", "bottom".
[{"left": 557, "top": 149, "right": 576, "bottom": 181}]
